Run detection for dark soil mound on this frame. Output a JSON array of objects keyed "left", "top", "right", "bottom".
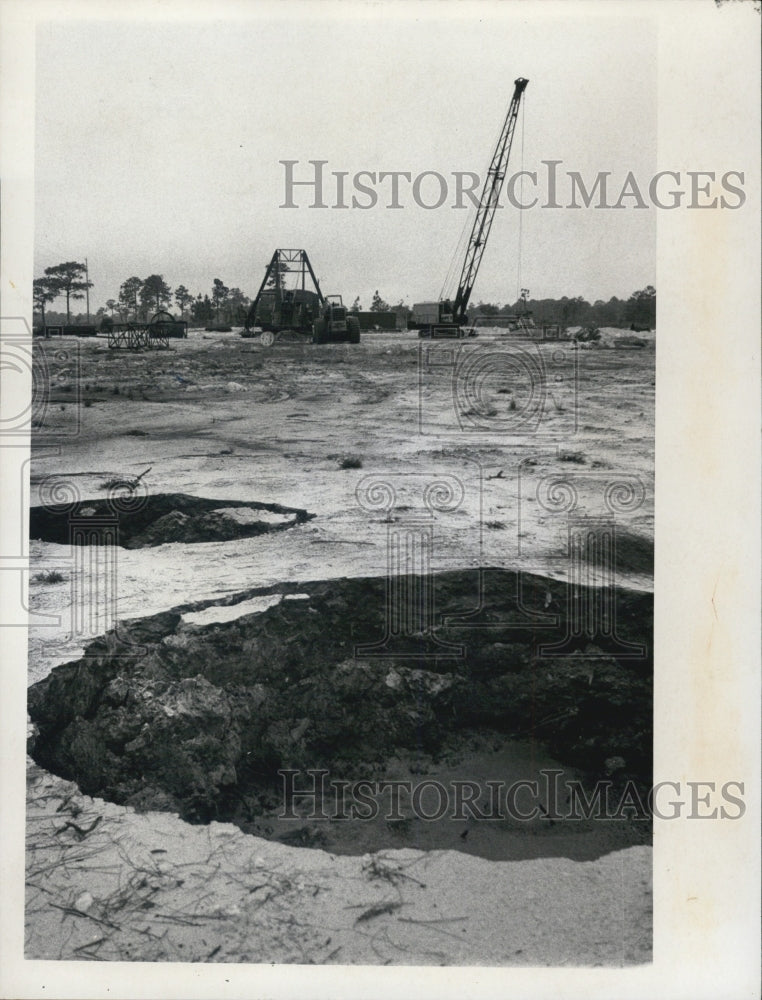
[
  {"left": 583, "top": 529, "right": 653, "bottom": 576},
  {"left": 29, "top": 493, "right": 313, "bottom": 548},
  {"left": 28, "top": 568, "right": 652, "bottom": 843}
]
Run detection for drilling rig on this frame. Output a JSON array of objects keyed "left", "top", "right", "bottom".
[
  {"left": 243, "top": 248, "right": 360, "bottom": 344},
  {"left": 411, "top": 76, "right": 529, "bottom": 339}
]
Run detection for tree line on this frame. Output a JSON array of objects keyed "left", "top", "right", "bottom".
[
  {"left": 469, "top": 286, "right": 656, "bottom": 329},
  {"left": 34, "top": 261, "right": 655, "bottom": 331},
  {"left": 350, "top": 286, "right": 656, "bottom": 329},
  {"left": 106, "top": 275, "right": 251, "bottom": 327},
  {"left": 33, "top": 262, "right": 252, "bottom": 329}
]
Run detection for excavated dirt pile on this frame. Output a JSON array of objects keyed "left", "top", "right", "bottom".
[
  {"left": 27, "top": 568, "right": 652, "bottom": 840},
  {"left": 29, "top": 493, "right": 313, "bottom": 547}
]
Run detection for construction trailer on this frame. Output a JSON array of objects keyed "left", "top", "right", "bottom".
[
  {"left": 244, "top": 249, "right": 360, "bottom": 344},
  {"left": 410, "top": 76, "right": 530, "bottom": 339},
  {"left": 355, "top": 311, "right": 397, "bottom": 331}
]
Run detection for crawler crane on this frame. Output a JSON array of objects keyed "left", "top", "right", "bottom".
[{"left": 411, "top": 77, "right": 529, "bottom": 338}]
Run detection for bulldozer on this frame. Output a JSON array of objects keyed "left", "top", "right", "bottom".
[{"left": 312, "top": 295, "right": 360, "bottom": 345}]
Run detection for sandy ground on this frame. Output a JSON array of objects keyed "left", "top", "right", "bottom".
[
  {"left": 25, "top": 327, "right": 654, "bottom": 964},
  {"left": 26, "top": 763, "right": 651, "bottom": 966}
]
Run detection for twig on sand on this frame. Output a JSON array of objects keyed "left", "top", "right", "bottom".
[
  {"left": 397, "top": 915, "right": 468, "bottom": 943},
  {"left": 55, "top": 791, "right": 80, "bottom": 814},
  {"left": 354, "top": 901, "right": 403, "bottom": 924},
  {"left": 399, "top": 915, "right": 467, "bottom": 925},
  {"left": 49, "top": 901, "right": 119, "bottom": 930},
  {"left": 310, "top": 539, "right": 376, "bottom": 546},
  {"left": 363, "top": 855, "right": 426, "bottom": 887},
  {"left": 100, "top": 466, "right": 152, "bottom": 491},
  {"left": 73, "top": 937, "right": 105, "bottom": 953},
  {"left": 56, "top": 815, "right": 102, "bottom": 840}
]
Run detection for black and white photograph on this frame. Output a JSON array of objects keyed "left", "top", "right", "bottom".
[{"left": 0, "top": 0, "right": 759, "bottom": 996}]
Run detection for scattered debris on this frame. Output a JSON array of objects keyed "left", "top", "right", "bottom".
[
  {"left": 558, "top": 450, "right": 586, "bottom": 464},
  {"left": 573, "top": 326, "right": 601, "bottom": 343},
  {"left": 31, "top": 570, "right": 66, "bottom": 585},
  {"left": 99, "top": 466, "right": 152, "bottom": 491}
]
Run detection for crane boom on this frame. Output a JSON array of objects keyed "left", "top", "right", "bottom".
[
  {"left": 410, "top": 76, "right": 530, "bottom": 339},
  {"left": 452, "top": 77, "right": 528, "bottom": 324}
]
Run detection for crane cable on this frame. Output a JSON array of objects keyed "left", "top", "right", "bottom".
[
  {"left": 439, "top": 192, "right": 474, "bottom": 303},
  {"left": 441, "top": 84, "right": 527, "bottom": 310},
  {"left": 515, "top": 93, "right": 526, "bottom": 306},
  {"left": 439, "top": 86, "right": 515, "bottom": 305}
]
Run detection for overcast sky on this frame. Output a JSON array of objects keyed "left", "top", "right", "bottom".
[{"left": 34, "top": 6, "right": 656, "bottom": 312}]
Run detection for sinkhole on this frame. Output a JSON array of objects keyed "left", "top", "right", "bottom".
[
  {"left": 29, "top": 492, "right": 313, "bottom": 548},
  {"left": 27, "top": 568, "right": 653, "bottom": 861}
]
